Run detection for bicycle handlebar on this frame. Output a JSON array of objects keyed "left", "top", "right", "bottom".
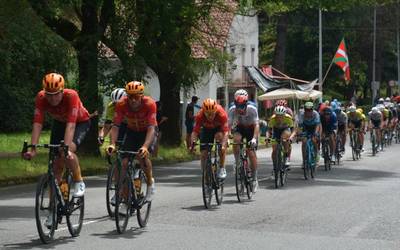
[{"left": 22, "top": 140, "right": 69, "bottom": 158}]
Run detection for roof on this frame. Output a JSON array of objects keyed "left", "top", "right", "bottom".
[{"left": 191, "top": 0, "right": 238, "bottom": 59}]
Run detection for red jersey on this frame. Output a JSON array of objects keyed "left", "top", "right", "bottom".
[
  {"left": 33, "top": 89, "right": 90, "bottom": 124},
  {"left": 114, "top": 96, "right": 157, "bottom": 132},
  {"left": 193, "top": 105, "right": 229, "bottom": 134}
]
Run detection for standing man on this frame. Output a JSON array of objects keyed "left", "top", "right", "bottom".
[{"left": 185, "top": 95, "right": 199, "bottom": 149}]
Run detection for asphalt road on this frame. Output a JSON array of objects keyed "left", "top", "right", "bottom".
[{"left": 1, "top": 139, "right": 400, "bottom": 250}]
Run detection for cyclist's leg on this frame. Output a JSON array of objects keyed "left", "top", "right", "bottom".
[
  {"left": 329, "top": 130, "right": 336, "bottom": 157},
  {"left": 215, "top": 131, "right": 226, "bottom": 168},
  {"left": 232, "top": 130, "right": 242, "bottom": 168}
]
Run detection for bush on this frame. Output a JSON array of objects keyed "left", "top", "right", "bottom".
[{"left": 0, "top": 0, "right": 77, "bottom": 132}]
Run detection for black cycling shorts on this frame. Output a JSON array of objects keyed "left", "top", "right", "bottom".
[{"left": 50, "top": 119, "right": 91, "bottom": 148}]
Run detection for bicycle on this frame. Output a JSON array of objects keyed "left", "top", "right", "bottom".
[
  {"left": 22, "top": 141, "right": 84, "bottom": 244},
  {"left": 321, "top": 133, "right": 332, "bottom": 171},
  {"left": 195, "top": 142, "right": 224, "bottom": 209},
  {"left": 299, "top": 133, "right": 316, "bottom": 180},
  {"left": 105, "top": 140, "right": 124, "bottom": 218},
  {"left": 113, "top": 150, "right": 152, "bottom": 233},
  {"left": 396, "top": 123, "right": 400, "bottom": 144},
  {"left": 370, "top": 128, "right": 379, "bottom": 156},
  {"left": 269, "top": 138, "right": 289, "bottom": 188},
  {"left": 350, "top": 128, "right": 361, "bottom": 160},
  {"left": 334, "top": 131, "right": 342, "bottom": 165},
  {"left": 231, "top": 142, "right": 254, "bottom": 202}
]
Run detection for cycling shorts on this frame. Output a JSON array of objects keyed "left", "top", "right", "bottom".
[{"left": 50, "top": 120, "right": 91, "bottom": 150}]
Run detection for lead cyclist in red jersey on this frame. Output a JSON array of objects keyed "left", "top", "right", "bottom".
[{"left": 23, "top": 73, "right": 91, "bottom": 198}]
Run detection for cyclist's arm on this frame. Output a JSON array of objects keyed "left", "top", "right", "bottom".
[
  {"left": 110, "top": 125, "right": 119, "bottom": 146},
  {"left": 101, "top": 122, "right": 112, "bottom": 138},
  {"left": 30, "top": 122, "right": 42, "bottom": 151},
  {"left": 143, "top": 125, "right": 156, "bottom": 149},
  {"left": 64, "top": 122, "right": 76, "bottom": 150},
  {"left": 253, "top": 123, "right": 260, "bottom": 140}
]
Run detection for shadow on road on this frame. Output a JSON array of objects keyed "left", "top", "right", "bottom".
[
  {"left": 3, "top": 236, "right": 74, "bottom": 249},
  {"left": 91, "top": 227, "right": 147, "bottom": 239}
]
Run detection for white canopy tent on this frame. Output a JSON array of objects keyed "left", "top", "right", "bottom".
[{"left": 258, "top": 88, "right": 310, "bottom": 101}]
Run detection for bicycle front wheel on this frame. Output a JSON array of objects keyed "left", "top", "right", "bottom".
[
  {"left": 106, "top": 164, "right": 118, "bottom": 217},
  {"left": 115, "top": 173, "right": 132, "bottom": 233},
  {"left": 202, "top": 165, "right": 213, "bottom": 209},
  {"left": 235, "top": 161, "right": 246, "bottom": 202},
  {"left": 35, "top": 174, "right": 57, "bottom": 244},
  {"left": 243, "top": 160, "right": 254, "bottom": 199},
  {"left": 136, "top": 170, "right": 152, "bottom": 228},
  {"left": 214, "top": 165, "right": 224, "bottom": 205},
  {"left": 66, "top": 175, "right": 84, "bottom": 237}
]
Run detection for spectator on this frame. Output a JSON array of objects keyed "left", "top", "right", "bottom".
[
  {"left": 153, "top": 101, "right": 168, "bottom": 158},
  {"left": 185, "top": 95, "right": 199, "bottom": 149}
]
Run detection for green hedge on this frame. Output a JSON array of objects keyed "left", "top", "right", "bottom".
[{"left": 0, "top": 0, "right": 77, "bottom": 132}]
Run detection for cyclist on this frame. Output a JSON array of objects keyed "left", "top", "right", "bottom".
[
  {"left": 23, "top": 73, "right": 90, "bottom": 197},
  {"left": 347, "top": 105, "right": 364, "bottom": 152},
  {"left": 266, "top": 106, "right": 296, "bottom": 168},
  {"left": 275, "top": 99, "right": 293, "bottom": 117},
  {"left": 332, "top": 102, "right": 347, "bottom": 153},
  {"left": 368, "top": 107, "right": 383, "bottom": 151},
  {"left": 228, "top": 89, "right": 259, "bottom": 189},
  {"left": 356, "top": 108, "right": 367, "bottom": 151},
  {"left": 98, "top": 88, "right": 127, "bottom": 145},
  {"left": 297, "top": 102, "right": 321, "bottom": 166},
  {"left": 107, "top": 81, "right": 157, "bottom": 201},
  {"left": 191, "top": 98, "right": 229, "bottom": 179},
  {"left": 319, "top": 105, "right": 337, "bottom": 161}
]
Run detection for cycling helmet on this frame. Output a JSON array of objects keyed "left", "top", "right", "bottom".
[
  {"left": 356, "top": 108, "right": 363, "bottom": 114},
  {"left": 371, "top": 107, "right": 379, "bottom": 113},
  {"left": 125, "top": 81, "right": 144, "bottom": 95},
  {"left": 274, "top": 105, "right": 286, "bottom": 115},
  {"left": 304, "top": 102, "right": 314, "bottom": 109},
  {"left": 110, "top": 88, "right": 126, "bottom": 103},
  {"left": 234, "top": 89, "right": 248, "bottom": 106},
  {"left": 385, "top": 97, "right": 391, "bottom": 102},
  {"left": 331, "top": 102, "right": 338, "bottom": 111},
  {"left": 348, "top": 106, "right": 356, "bottom": 112},
  {"left": 323, "top": 107, "right": 332, "bottom": 114},
  {"left": 234, "top": 89, "right": 248, "bottom": 99},
  {"left": 378, "top": 98, "right": 384, "bottom": 104},
  {"left": 276, "top": 99, "right": 287, "bottom": 107},
  {"left": 42, "top": 73, "right": 65, "bottom": 94},
  {"left": 202, "top": 98, "right": 218, "bottom": 114},
  {"left": 376, "top": 104, "right": 385, "bottom": 112}
]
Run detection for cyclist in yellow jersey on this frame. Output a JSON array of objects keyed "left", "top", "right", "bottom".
[
  {"left": 347, "top": 106, "right": 364, "bottom": 151},
  {"left": 266, "top": 106, "right": 296, "bottom": 167},
  {"left": 356, "top": 108, "right": 367, "bottom": 151},
  {"left": 98, "top": 88, "right": 127, "bottom": 145}
]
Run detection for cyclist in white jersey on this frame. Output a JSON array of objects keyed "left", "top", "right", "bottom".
[{"left": 228, "top": 89, "right": 259, "bottom": 191}]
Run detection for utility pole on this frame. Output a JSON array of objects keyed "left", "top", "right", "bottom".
[
  {"left": 319, "top": 8, "right": 323, "bottom": 98},
  {"left": 372, "top": 7, "right": 377, "bottom": 105},
  {"left": 397, "top": 1, "right": 400, "bottom": 90}
]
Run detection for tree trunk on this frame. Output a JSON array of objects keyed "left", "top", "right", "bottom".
[
  {"left": 158, "top": 73, "right": 182, "bottom": 146},
  {"left": 273, "top": 14, "right": 288, "bottom": 72},
  {"left": 74, "top": 1, "right": 100, "bottom": 155}
]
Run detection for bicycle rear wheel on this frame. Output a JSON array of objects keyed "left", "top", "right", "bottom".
[
  {"left": 66, "top": 175, "right": 84, "bottom": 237},
  {"left": 202, "top": 164, "right": 213, "bottom": 209},
  {"left": 273, "top": 147, "right": 281, "bottom": 188},
  {"left": 371, "top": 132, "right": 376, "bottom": 156},
  {"left": 214, "top": 165, "right": 224, "bottom": 205},
  {"left": 235, "top": 160, "right": 246, "bottom": 202},
  {"left": 136, "top": 170, "right": 152, "bottom": 227},
  {"left": 243, "top": 160, "right": 254, "bottom": 199},
  {"left": 115, "top": 173, "right": 132, "bottom": 233},
  {"left": 35, "top": 174, "right": 57, "bottom": 244},
  {"left": 106, "top": 164, "right": 118, "bottom": 217}
]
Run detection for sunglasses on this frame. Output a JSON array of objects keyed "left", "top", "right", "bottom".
[
  {"left": 128, "top": 94, "right": 142, "bottom": 101},
  {"left": 236, "top": 103, "right": 247, "bottom": 110}
]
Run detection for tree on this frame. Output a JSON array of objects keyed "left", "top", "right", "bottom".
[{"left": 28, "top": 0, "right": 116, "bottom": 154}]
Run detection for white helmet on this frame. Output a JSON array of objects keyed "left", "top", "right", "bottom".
[
  {"left": 234, "top": 89, "right": 248, "bottom": 98},
  {"left": 371, "top": 107, "right": 378, "bottom": 113},
  {"left": 274, "top": 105, "right": 286, "bottom": 115},
  {"left": 385, "top": 97, "right": 391, "bottom": 102},
  {"left": 376, "top": 104, "right": 385, "bottom": 112},
  {"left": 348, "top": 106, "right": 356, "bottom": 112},
  {"left": 110, "top": 88, "right": 126, "bottom": 103}
]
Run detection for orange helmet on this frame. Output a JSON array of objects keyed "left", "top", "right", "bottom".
[
  {"left": 202, "top": 98, "right": 218, "bottom": 114},
  {"left": 125, "top": 81, "right": 144, "bottom": 95},
  {"left": 42, "top": 73, "right": 65, "bottom": 94}
]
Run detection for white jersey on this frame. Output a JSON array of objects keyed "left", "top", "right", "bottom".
[{"left": 228, "top": 104, "right": 259, "bottom": 128}]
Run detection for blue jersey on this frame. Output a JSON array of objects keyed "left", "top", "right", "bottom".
[{"left": 320, "top": 111, "right": 337, "bottom": 131}]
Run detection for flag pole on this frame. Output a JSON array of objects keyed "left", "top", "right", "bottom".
[{"left": 321, "top": 59, "right": 334, "bottom": 85}]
